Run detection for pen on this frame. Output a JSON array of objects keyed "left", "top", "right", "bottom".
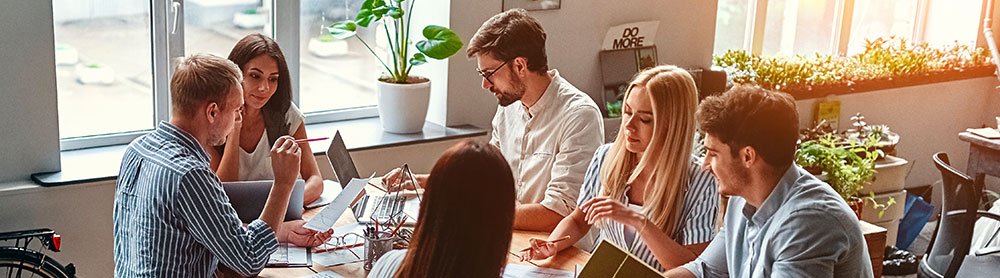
[
  {"left": 520, "top": 235, "right": 572, "bottom": 252},
  {"left": 294, "top": 137, "right": 329, "bottom": 143}
]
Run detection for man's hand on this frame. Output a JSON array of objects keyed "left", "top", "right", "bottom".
[
  {"left": 278, "top": 220, "right": 334, "bottom": 247},
  {"left": 270, "top": 136, "right": 301, "bottom": 186}
]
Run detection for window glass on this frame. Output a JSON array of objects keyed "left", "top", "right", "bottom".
[
  {"left": 299, "top": 0, "right": 380, "bottom": 114},
  {"left": 53, "top": 0, "right": 154, "bottom": 139},
  {"left": 714, "top": 0, "right": 750, "bottom": 54},
  {"left": 762, "top": 0, "right": 838, "bottom": 55}
]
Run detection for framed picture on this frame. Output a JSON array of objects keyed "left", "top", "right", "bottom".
[
  {"left": 636, "top": 47, "right": 658, "bottom": 70},
  {"left": 503, "top": 0, "right": 561, "bottom": 11}
]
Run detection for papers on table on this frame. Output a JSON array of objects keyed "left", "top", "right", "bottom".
[
  {"left": 968, "top": 127, "right": 1000, "bottom": 139},
  {"left": 503, "top": 263, "right": 576, "bottom": 278},
  {"left": 312, "top": 222, "right": 367, "bottom": 267},
  {"left": 305, "top": 177, "right": 370, "bottom": 231},
  {"left": 268, "top": 243, "right": 310, "bottom": 267}
]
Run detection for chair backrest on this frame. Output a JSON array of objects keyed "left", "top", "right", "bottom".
[{"left": 924, "top": 152, "right": 982, "bottom": 278}]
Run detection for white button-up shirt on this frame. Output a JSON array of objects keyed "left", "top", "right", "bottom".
[{"left": 489, "top": 69, "right": 604, "bottom": 216}]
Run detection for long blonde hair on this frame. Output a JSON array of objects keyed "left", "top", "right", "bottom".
[{"left": 599, "top": 65, "right": 698, "bottom": 236}]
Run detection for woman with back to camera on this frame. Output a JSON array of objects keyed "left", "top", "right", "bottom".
[{"left": 367, "top": 140, "right": 517, "bottom": 278}]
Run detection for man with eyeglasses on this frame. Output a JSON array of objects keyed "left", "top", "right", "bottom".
[
  {"left": 466, "top": 8, "right": 603, "bottom": 232},
  {"left": 467, "top": 9, "right": 604, "bottom": 231},
  {"left": 384, "top": 8, "right": 603, "bottom": 233}
]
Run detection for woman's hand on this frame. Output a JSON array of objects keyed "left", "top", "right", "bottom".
[
  {"left": 581, "top": 196, "right": 647, "bottom": 229},
  {"left": 278, "top": 220, "right": 334, "bottom": 247},
  {"left": 382, "top": 167, "right": 420, "bottom": 192},
  {"left": 520, "top": 237, "right": 559, "bottom": 261}
]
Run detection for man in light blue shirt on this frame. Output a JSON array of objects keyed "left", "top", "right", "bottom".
[{"left": 665, "top": 86, "right": 873, "bottom": 278}]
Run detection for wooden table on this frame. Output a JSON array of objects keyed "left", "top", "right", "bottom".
[
  {"left": 959, "top": 131, "right": 998, "bottom": 184},
  {"left": 259, "top": 195, "right": 589, "bottom": 277},
  {"left": 861, "top": 220, "right": 888, "bottom": 278}
]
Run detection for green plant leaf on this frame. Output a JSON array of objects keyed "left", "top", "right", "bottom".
[
  {"left": 386, "top": 7, "right": 403, "bottom": 19},
  {"left": 415, "top": 25, "right": 463, "bottom": 60},
  {"left": 409, "top": 53, "right": 427, "bottom": 66},
  {"left": 329, "top": 21, "right": 358, "bottom": 39},
  {"left": 355, "top": 9, "right": 377, "bottom": 27}
]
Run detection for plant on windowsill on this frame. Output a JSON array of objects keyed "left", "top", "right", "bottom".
[
  {"left": 713, "top": 36, "right": 995, "bottom": 100},
  {"left": 796, "top": 132, "right": 895, "bottom": 219},
  {"left": 329, "top": 0, "right": 463, "bottom": 133}
]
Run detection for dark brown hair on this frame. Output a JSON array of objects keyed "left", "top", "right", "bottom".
[
  {"left": 227, "top": 34, "right": 292, "bottom": 146},
  {"left": 170, "top": 53, "right": 242, "bottom": 117},
  {"left": 696, "top": 85, "right": 799, "bottom": 167},
  {"left": 466, "top": 8, "right": 548, "bottom": 73},
  {"left": 394, "top": 140, "right": 516, "bottom": 277}
]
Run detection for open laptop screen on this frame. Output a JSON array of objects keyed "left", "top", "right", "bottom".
[{"left": 327, "top": 131, "right": 360, "bottom": 189}]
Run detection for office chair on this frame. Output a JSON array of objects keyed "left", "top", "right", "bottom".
[{"left": 918, "top": 152, "right": 1000, "bottom": 278}]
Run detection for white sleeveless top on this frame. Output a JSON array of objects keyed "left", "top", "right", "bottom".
[{"left": 237, "top": 103, "right": 305, "bottom": 181}]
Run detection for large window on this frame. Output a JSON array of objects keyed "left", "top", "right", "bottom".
[
  {"left": 714, "top": 0, "right": 992, "bottom": 56},
  {"left": 53, "top": 0, "right": 155, "bottom": 141},
  {"left": 54, "top": 0, "right": 390, "bottom": 150}
]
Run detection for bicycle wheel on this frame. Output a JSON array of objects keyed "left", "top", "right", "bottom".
[{"left": 0, "top": 247, "right": 75, "bottom": 278}]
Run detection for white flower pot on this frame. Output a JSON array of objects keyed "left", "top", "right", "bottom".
[
  {"left": 862, "top": 155, "right": 910, "bottom": 196},
  {"left": 377, "top": 79, "right": 430, "bottom": 134}
]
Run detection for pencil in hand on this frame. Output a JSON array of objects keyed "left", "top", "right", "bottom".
[{"left": 294, "top": 137, "right": 329, "bottom": 143}]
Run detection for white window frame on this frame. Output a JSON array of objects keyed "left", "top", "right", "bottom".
[
  {"left": 59, "top": 0, "right": 377, "bottom": 150},
  {"left": 731, "top": 0, "right": 993, "bottom": 56}
]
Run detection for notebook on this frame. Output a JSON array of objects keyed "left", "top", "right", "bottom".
[{"left": 578, "top": 240, "right": 662, "bottom": 278}]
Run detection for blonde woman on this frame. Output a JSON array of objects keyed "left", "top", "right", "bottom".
[{"left": 521, "top": 65, "right": 718, "bottom": 271}]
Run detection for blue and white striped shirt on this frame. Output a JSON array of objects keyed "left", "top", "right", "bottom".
[
  {"left": 113, "top": 122, "right": 278, "bottom": 277},
  {"left": 577, "top": 143, "right": 719, "bottom": 272}
]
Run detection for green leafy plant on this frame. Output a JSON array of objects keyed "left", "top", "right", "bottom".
[
  {"left": 329, "top": 0, "right": 463, "bottom": 83},
  {"left": 606, "top": 101, "right": 622, "bottom": 118},
  {"left": 714, "top": 36, "right": 993, "bottom": 96},
  {"left": 796, "top": 132, "right": 895, "bottom": 218}
]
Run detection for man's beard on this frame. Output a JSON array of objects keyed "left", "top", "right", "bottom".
[{"left": 494, "top": 74, "right": 526, "bottom": 107}]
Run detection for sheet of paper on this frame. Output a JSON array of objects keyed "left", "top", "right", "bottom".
[
  {"left": 312, "top": 245, "right": 364, "bottom": 267},
  {"left": 503, "top": 263, "right": 575, "bottom": 278},
  {"left": 297, "top": 270, "right": 345, "bottom": 278},
  {"left": 305, "top": 177, "right": 369, "bottom": 231},
  {"left": 268, "top": 243, "right": 310, "bottom": 267},
  {"left": 306, "top": 180, "right": 344, "bottom": 209}
]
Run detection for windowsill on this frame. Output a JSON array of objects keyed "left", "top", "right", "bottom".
[{"left": 27, "top": 117, "right": 486, "bottom": 187}]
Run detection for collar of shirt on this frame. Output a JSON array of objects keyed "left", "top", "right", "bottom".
[
  {"left": 523, "top": 69, "right": 563, "bottom": 119},
  {"left": 741, "top": 164, "right": 798, "bottom": 226},
  {"left": 153, "top": 121, "right": 211, "bottom": 163}
]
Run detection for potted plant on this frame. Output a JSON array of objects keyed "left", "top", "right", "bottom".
[
  {"left": 330, "top": 0, "right": 463, "bottom": 133},
  {"left": 796, "top": 132, "right": 894, "bottom": 219}
]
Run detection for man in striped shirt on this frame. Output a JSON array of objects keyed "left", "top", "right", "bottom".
[{"left": 113, "top": 54, "right": 317, "bottom": 277}]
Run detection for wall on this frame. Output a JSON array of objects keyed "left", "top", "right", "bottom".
[
  {"left": 795, "top": 77, "right": 1000, "bottom": 197},
  {"left": 0, "top": 1, "right": 61, "bottom": 182},
  {"left": 443, "top": 0, "right": 720, "bottom": 128}
]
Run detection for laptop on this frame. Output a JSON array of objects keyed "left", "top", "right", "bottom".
[
  {"left": 223, "top": 179, "right": 305, "bottom": 223},
  {"left": 326, "top": 131, "right": 420, "bottom": 225}
]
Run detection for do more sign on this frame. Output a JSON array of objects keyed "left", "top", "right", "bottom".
[{"left": 601, "top": 21, "right": 660, "bottom": 50}]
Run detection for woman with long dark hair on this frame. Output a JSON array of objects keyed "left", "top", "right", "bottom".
[
  {"left": 206, "top": 34, "right": 328, "bottom": 247},
  {"left": 368, "top": 140, "right": 516, "bottom": 278}
]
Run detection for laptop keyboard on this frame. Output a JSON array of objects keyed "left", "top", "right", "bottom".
[{"left": 372, "top": 195, "right": 405, "bottom": 219}]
